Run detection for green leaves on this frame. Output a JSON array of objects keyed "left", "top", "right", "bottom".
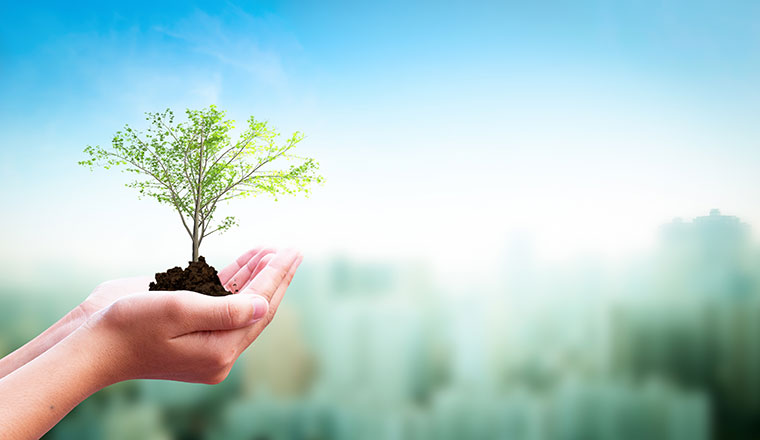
[
  {"left": 214, "top": 216, "right": 238, "bottom": 235},
  {"left": 80, "top": 106, "right": 323, "bottom": 256}
]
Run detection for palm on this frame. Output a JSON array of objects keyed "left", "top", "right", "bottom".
[
  {"left": 80, "top": 248, "right": 275, "bottom": 318},
  {"left": 81, "top": 276, "right": 154, "bottom": 318}
]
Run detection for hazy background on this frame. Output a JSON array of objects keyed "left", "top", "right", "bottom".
[{"left": 2, "top": 1, "right": 760, "bottom": 439}]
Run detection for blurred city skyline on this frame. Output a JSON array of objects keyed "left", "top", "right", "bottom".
[{"left": 0, "top": 207, "right": 752, "bottom": 439}]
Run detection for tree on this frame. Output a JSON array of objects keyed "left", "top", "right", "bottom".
[{"left": 80, "top": 106, "right": 323, "bottom": 261}]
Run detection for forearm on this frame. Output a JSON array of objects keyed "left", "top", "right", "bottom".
[
  {"left": 0, "top": 306, "right": 87, "bottom": 379},
  {"left": 0, "top": 325, "right": 117, "bottom": 439}
]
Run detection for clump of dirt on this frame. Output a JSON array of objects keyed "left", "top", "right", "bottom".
[{"left": 149, "top": 256, "right": 231, "bottom": 296}]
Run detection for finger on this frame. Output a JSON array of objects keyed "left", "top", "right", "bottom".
[
  {"left": 239, "top": 254, "right": 303, "bottom": 347},
  {"left": 240, "top": 249, "right": 300, "bottom": 302},
  {"left": 240, "top": 253, "right": 274, "bottom": 291},
  {"left": 224, "top": 248, "right": 276, "bottom": 293},
  {"left": 267, "top": 254, "right": 303, "bottom": 316},
  {"left": 173, "top": 291, "right": 270, "bottom": 333},
  {"left": 252, "top": 252, "right": 275, "bottom": 277},
  {"left": 217, "top": 248, "right": 261, "bottom": 284},
  {"left": 218, "top": 247, "right": 268, "bottom": 285}
]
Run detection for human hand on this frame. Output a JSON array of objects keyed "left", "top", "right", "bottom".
[
  {"left": 79, "top": 248, "right": 278, "bottom": 319},
  {"left": 80, "top": 249, "right": 302, "bottom": 385},
  {"left": 0, "top": 248, "right": 300, "bottom": 439}
]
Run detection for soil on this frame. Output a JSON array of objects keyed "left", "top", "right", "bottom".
[{"left": 148, "top": 256, "right": 231, "bottom": 296}]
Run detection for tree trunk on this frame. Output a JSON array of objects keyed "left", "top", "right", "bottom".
[
  {"left": 192, "top": 236, "right": 200, "bottom": 262},
  {"left": 191, "top": 205, "right": 201, "bottom": 261},
  {"left": 191, "top": 135, "right": 205, "bottom": 262}
]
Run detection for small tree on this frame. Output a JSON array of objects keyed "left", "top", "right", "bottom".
[{"left": 80, "top": 106, "right": 323, "bottom": 261}]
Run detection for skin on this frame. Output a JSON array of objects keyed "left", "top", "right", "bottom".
[{"left": 0, "top": 247, "right": 302, "bottom": 439}]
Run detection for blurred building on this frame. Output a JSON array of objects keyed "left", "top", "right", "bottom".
[
  {"left": 614, "top": 210, "right": 760, "bottom": 439},
  {"left": 29, "top": 209, "right": 760, "bottom": 439}
]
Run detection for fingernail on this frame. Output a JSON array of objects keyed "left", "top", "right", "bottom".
[{"left": 251, "top": 295, "right": 269, "bottom": 322}]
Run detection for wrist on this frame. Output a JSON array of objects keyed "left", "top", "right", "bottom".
[
  {"left": 0, "top": 320, "right": 126, "bottom": 438},
  {"left": 0, "top": 303, "right": 89, "bottom": 379},
  {"left": 68, "top": 321, "right": 130, "bottom": 389}
]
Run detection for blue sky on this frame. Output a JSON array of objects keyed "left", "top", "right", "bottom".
[{"left": 2, "top": 1, "right": 760, "bottom": 287}]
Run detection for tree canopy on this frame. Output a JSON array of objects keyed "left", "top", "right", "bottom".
[{"left": 80, "top": 106, "right": 323, "bottom": 261}]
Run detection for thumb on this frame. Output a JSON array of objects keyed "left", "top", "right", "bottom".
[{"left": 180, "top": 292, "right": 270, "bottom": 331}]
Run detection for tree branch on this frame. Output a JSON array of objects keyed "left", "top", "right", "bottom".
[
  {"left": 158, "top": 115, "right": 195, "bottom": 187},
  {"left": 107, "top": 151, "right": 193, "bottom": 238},
  {"left": 202, "top": 226, "right": 224, "bottom": 238},
  {"left": 158, "top": 116, "right": 181, "bottom": 146},
  {"left": 205, "top": 135, "right": 252, "bottom": 175},
  {"left": 199, "top": 149, "right": 286, "bottom": 213}
]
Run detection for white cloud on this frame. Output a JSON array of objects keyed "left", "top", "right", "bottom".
[{"left": 153, "top": 7, "right": 290, "bottom": 89}]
